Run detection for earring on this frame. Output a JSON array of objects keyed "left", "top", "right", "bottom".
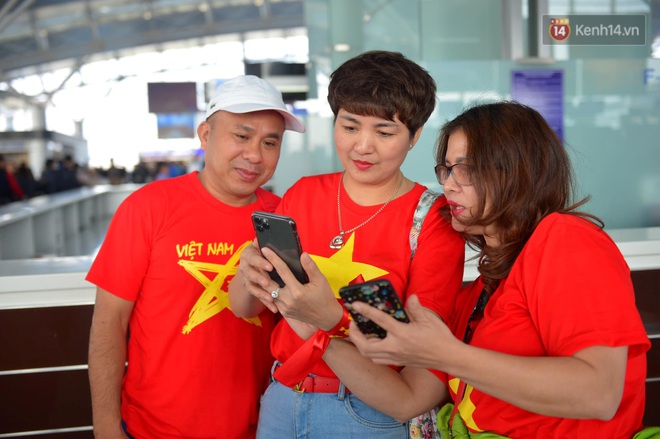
[{"left": 409, "top": 144, "right": 414, "bottom": 150}]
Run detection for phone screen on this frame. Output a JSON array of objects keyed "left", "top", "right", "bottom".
[
  {"left": 339, "top": 279, "right": 410, "bottom": 339},
  {"left": 251, "top": 212, "right": 309, "bottom": 287}
]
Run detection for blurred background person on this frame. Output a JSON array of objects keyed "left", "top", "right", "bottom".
[
  {"left": 0, "top": 154, "right": 25, "bottom": 205},
  {"left": 14, "top": 162, "right": 37, "bottom": 198}
]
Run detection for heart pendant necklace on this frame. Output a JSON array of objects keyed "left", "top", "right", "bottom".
[{"left": 329, "top": 172, "right": 403, "bottom": 249}]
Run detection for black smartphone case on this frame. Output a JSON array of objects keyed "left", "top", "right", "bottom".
[
  {"left": 252, "top": 212, "right": 309, "bottom": 288},
  {"left": 339, "top": 279, "right": 410, "bottom": 339}
]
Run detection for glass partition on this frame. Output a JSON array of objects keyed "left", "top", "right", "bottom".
[{"left": 306, "top": 0, "right": 659, "bottom": 229}]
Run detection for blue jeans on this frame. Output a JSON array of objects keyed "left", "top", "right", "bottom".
[{"left": 256, "top": 367, "right": 408, "bottom": 439}]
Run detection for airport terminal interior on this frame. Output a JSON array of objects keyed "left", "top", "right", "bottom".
[{"left": 0, "top": 0, "right": 659, "bottom": 437}]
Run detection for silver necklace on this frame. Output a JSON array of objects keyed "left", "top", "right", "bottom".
[{"left": 329, "top": 172, "right": 404, "bottom": 249}]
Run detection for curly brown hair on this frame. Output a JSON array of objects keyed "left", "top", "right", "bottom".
[
  {"left": 435, "top": 101, "right": 603, "bottom": 295},
  {"left": 327, "top": 50, "right": 437, "bottom": 138}
]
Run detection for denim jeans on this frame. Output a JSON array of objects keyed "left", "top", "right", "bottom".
[{"left": 256, "top": 370, "right": 408, "bottom": 439}]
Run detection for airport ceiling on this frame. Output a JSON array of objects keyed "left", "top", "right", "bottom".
[{"left": 0, "top": 0, "right": 305, "bottom": 83}]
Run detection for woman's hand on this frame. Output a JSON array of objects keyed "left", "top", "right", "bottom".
[
  {"left": 262, "top": 247, "right": 345, "bottom": 331},
  {"left": 232, "top": 240, "right": 282, "bottom": 314},
  {"left": 348, "top": 294, "right": 459, "bottom": 369},
  {"left": 285, "top": 317, "right": 319, "bottom": 341}
]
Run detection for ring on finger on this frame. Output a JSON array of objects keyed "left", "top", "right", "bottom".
[{"left": 271, "top": 287, "right": 280, "bottom": 299}]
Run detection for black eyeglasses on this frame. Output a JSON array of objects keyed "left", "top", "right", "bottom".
[
  {"left": 434, "top": 163, "right": 473, "bottom": 186},
  {"left": 462, "top": 288, "right": 489, "bottom": 344}
]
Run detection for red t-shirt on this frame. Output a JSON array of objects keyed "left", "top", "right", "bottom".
[
  {"left": 271, "top": 172, "right": 465, "bottom": 378},
  {"left": 87, "top": 172, "right": 279, "bottom": 439},
  {"left": 436, "top": 213, "right": 650, "bottom": 439}
]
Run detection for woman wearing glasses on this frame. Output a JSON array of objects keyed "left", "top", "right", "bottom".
[{"left": 319, "top": 101, "right": 652, "bottom": 438}]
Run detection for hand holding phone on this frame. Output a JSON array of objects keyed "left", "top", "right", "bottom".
[
  {"left": 252, "top": 212, "right": 309, "bottom": 288},
  {"left": 339, "top": 279, "right": 410, "bottom": 339}
]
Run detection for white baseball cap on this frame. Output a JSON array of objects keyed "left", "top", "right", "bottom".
[{"left": 205, "top": 75, "right": 305, "bottom": 133}]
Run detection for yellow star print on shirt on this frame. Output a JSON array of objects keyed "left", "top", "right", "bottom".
[
  {"left": 448, "top": 377, "right": 483, "bottom": 432},
  {"left": 309, "top": 233, "right": 388, "bottom": 296},
  {"left": 181, "top": 232, "right": 388, "bottom": 334},
  {"left": 181, "top": 241, "right": 261, "bottom": 334}
]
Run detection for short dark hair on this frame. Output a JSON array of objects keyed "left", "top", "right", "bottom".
[{"left": 327, "top": 50, "right": 437, "bottom": 137}]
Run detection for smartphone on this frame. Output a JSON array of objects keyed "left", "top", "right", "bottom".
[
  {"left": 339, "top": 279, "right": 410, "bottom": 339},
  {"left": 251, "top": 211, "right": 309, "bottom": 288}
]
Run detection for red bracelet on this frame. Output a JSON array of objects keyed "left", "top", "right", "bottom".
[
  {"left": 274, "top": 309, "right": 351, "bottom": 386},
  {"left": 326, "top": 307, "right": 351, "bottom": 338}
]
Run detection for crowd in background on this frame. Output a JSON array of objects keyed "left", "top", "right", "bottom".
[{"left": 0, "top": 153, "right": 194, "bottom": 206}]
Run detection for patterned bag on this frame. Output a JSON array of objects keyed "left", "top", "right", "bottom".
[{"left": 409, "top": 405, "right": 442, "bottom": 438}]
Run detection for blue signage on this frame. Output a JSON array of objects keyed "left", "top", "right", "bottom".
[{"left": 511, "top": 69, "right": 564, "bottom": 143}]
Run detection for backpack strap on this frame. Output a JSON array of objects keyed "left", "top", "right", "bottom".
[
  {"left": 410, "top": 189, "right": 440, "bottom": 259},
  {"left": 407, "top": 189, "right": 443, "bottom": 438}
]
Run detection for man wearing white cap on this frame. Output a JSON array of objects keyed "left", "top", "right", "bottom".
[{"left": 87, "top": 75, "right": 304, "bottom": 439}]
